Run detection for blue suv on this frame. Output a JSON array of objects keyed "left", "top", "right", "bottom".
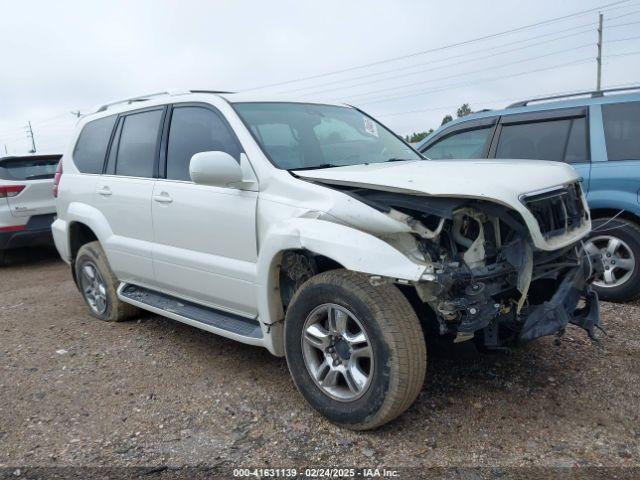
[{"left": 418, "top": 86, "right": 640, "bottom": 302}]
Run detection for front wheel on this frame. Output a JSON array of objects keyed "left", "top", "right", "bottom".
[
  {"left": 284, "top": 270, "right": 426, "bottom": 430},
  {"left": 585, "top": 217, "right": 640, "bottom": 302}
]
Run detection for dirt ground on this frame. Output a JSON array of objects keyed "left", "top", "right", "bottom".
[{"left": 1, "top": 248, "right": 639, "bottom": 472}]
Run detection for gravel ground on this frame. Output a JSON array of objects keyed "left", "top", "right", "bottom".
[{"left": 1, "top": 248, "right": 639, "bottom": 472}]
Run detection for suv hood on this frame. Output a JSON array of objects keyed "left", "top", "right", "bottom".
[
  {"left": 293, "top": 159, "right": 580, "bottom": 200},
  {"left": 293, "top": 159, "right": 589, "bottom": 251}
]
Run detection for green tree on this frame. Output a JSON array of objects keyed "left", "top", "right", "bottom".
[
  {"left": 405, "top": 130, "right": 433, "bottom": 143},
  {"left": 456, "top": 103, "right": 473, "bottom": 118},
  {"left": 441, "top": 114, "right": 453, "bottom": 126}
]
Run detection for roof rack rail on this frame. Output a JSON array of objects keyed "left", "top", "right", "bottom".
[
  {"left": 189, "top": 90, "right": 235, "bottom": 95},
  {"left": 507, "top": 85, "right": 640, "bottom": 108},
  {"left": 94, "top": 90, "right": 235, "bottom": 113}
]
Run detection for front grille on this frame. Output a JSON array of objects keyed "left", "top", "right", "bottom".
[{"left": 522, "top": 183, "right": 587, "bottom": 239}]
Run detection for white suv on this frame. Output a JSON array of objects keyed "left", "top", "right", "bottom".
[
  {"left": 1, "top": 153, "right": 61, "bottom": 264},
  {"left": 53, "top": 90, "right": 602, "bottom": 429}
]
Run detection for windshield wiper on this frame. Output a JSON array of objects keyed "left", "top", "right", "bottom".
[
  {"left": 385, "top": 158, "right": 416, "bottom": 162},
  {"left": 289, "top": 163, "right": 342, "bottom": 171}
]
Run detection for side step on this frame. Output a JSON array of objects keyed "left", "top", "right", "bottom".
[{"left": 118, "top": 284, "right": 263, "bottom": 340}]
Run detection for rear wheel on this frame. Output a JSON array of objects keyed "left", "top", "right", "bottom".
[
  {"left": 585, "top": 217, "right": 640, "bottom": 302},
  {"left": 284, "top": 269, "right": 426, "bottom": 430},
  {"left": 75, "top": 241, "right": 139, "bottom": 321}
]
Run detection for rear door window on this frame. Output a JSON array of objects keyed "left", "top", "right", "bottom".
[
  {"left": 113, "top": 109, "right": 163, "bottom": 178},
  {"left": 421, "top": 127, "right": 492, "bottom": 159},
  {"left": 0, "top": 155, "right": 61, "bottom": 180},
  {"left": 602, "top": 101, "right": 640, "bottom": 161},
  {"left": 495, "top": 117, "right": 588, "bottom": 163},
  {"left": 73, "top": 115, "right": 117, "bottom": 173}
]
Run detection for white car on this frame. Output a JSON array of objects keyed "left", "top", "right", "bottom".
[
  {"left": 52, "top": 90, "right": 601, "bottom": 429},
  {"left": 0, "top": 153, "right": 62, "bottom": 264}
]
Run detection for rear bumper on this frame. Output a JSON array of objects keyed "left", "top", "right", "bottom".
[{"left": 0, "top": 214, "right": 55, "bottom": 250}]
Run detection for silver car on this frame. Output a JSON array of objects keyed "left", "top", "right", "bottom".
[{"left": 0, "top": 154, "right": 61, "bottom": 264}]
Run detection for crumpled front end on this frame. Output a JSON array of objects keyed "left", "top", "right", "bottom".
[{"left": 337, "top": 181, "right": 603, "bottom": 348}]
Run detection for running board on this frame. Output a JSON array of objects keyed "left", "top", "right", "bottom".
[{"left": 118, "top": 284, "right": 263, "bottom": 340}]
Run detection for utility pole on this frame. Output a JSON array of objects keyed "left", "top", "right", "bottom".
[
  {"left": 596, "top": 12, "right": 603, "bottom": 91},
  {"left": 3, "top": 145, "right": 7, "bottom": 155},
  {"left": 26, "top": 121, "right": 36, "bottom": 153}
]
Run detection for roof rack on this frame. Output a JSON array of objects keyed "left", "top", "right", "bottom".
[
  {"left": 507, "top": 85, "right": 640, "bottom": 108},
  {"left": 95, "top": 90, "right": 235, "bottom": 113}
]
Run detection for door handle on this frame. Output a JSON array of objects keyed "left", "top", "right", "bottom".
[
  {"left": 153, "top": 192, "right": 173, "bottom": 204},
  {"left": 97, "top": 187, "right": 112, "bottom": 196}
]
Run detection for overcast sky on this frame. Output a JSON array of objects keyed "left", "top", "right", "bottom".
[{"left": 1, "top": 0, "right": 639, "bottom": 154}]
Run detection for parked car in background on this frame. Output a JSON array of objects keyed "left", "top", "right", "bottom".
[
  {"left": 0, "top": 153, "right": 62, "bottom": 264},
  {"left": 418, "top": 86, "right": 640, "bottom": 302},
  {"left": 53, "top": 90, "right": 599, "bottom": 429}
]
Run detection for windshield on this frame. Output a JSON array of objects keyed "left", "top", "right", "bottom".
[{"left": 233, "top": 102, "right": 422, "bottom": 170}]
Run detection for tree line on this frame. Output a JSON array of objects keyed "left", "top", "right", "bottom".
[{"left": 404, "top": 103, "right": 473, "bottom": 143}]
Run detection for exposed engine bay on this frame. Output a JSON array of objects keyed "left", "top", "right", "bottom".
[{"left": 332, "top": 182, "right": 604, "bottom": 348}]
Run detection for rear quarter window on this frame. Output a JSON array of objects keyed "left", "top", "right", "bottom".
[
  {"left": 0, "top": 156, "right": 61, "bottom": 180},
  {"left": 73, "top": 115, "right": 117, "bottom": 173},
  {"left": 602, "top": 101, "right": 640, "bottom": 161}
]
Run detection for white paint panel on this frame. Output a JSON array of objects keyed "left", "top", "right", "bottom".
[{"left": 151, "top": 180, "right": 258, "bottom": 315}]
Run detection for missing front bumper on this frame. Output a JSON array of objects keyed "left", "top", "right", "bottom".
[
  {"left": 482, "top": 263, "right": 603, "bottom": 348},
  {"left": 519, "top": 282, "right": 602, "bottom": 342},
  {"left": 517, "top": 258, "right": 603, "bottom": 342}
]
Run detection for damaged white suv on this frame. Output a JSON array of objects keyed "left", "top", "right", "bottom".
[{"left": 53, "top": 91, "right": 602, "bottom": 429}]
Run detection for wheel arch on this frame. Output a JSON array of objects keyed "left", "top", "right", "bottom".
[
  {"left": 589, "top": 207, "right": 640, "bottom": 226},
  {"left": 256, "top": 218, "right": 427, "bottom": 356},
  {"left": 68, "top": 221, "right": 99, "bottom": 286},
  {"left": 65, "top": 202, "right": 113, "bottom": 285}
]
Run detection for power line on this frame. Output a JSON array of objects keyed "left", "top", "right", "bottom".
[
  {"left": 279, "top": 22, "right": 598, "bottom": 95},
  {"left": 302, "top": 43, "right": 594, "bottom": 100},
  {"left": 338, "top": 44, "right": 594, "bottom": 102},
  {"left": 355, "top": 57, "right": 594, "bottom": 106},
  {"left": 606, "top": 6, "right": 640, "bottom": 20},
  {"left": 607, "top": 34, "right": 640, "bottom": 42},
  {"left": 606, "top": 49, "right": 640, "bottom": 57},
  {"left": 375, "top": 81, "right": 640, "bottom": 119},
  {"left": 242, "top": 0, "right": 634, "bottom": 92},
  {"left": 358, "top": 52, "right": 640, "bottom": 106},
  {"left": 607, "top": 19, "right": 640, "bottom": 27},
  {"left": 287, "top": 10, "right": 640, "bottom": 99}
]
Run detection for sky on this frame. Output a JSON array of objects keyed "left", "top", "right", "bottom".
[{"left": 1, "top": 0, "right": 639, "bottom": 154}]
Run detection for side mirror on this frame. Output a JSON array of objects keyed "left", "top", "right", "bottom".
[{"left": 189, "top": 151, "right": 243, "bottom": 187}]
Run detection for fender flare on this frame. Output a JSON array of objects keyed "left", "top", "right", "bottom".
[{"left": 65, "top": 201, "right": 114, "bottom": 248}]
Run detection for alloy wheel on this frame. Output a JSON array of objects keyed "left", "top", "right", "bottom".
[
  {"left": 585, "top": 234, "right": 635, "bottom": 288},
  {"left": 301, "top": 303, "right": 374, "bottom": 402},
  {"left": 79, "top": 261, "right": 108, "bottom": 314}
]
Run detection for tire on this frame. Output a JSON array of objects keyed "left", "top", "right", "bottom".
[
  {"left": 586, "top": 217, "right": 640, "bottom": 303},
  {"left": 284, "top": 269, "right": 426, "bottom": 430},
  {"left": 0, "top": 250, "right": 6, "bottom": 267},
  {"left": 74, "top": 241, "right": 139, "bottom": 322}
]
